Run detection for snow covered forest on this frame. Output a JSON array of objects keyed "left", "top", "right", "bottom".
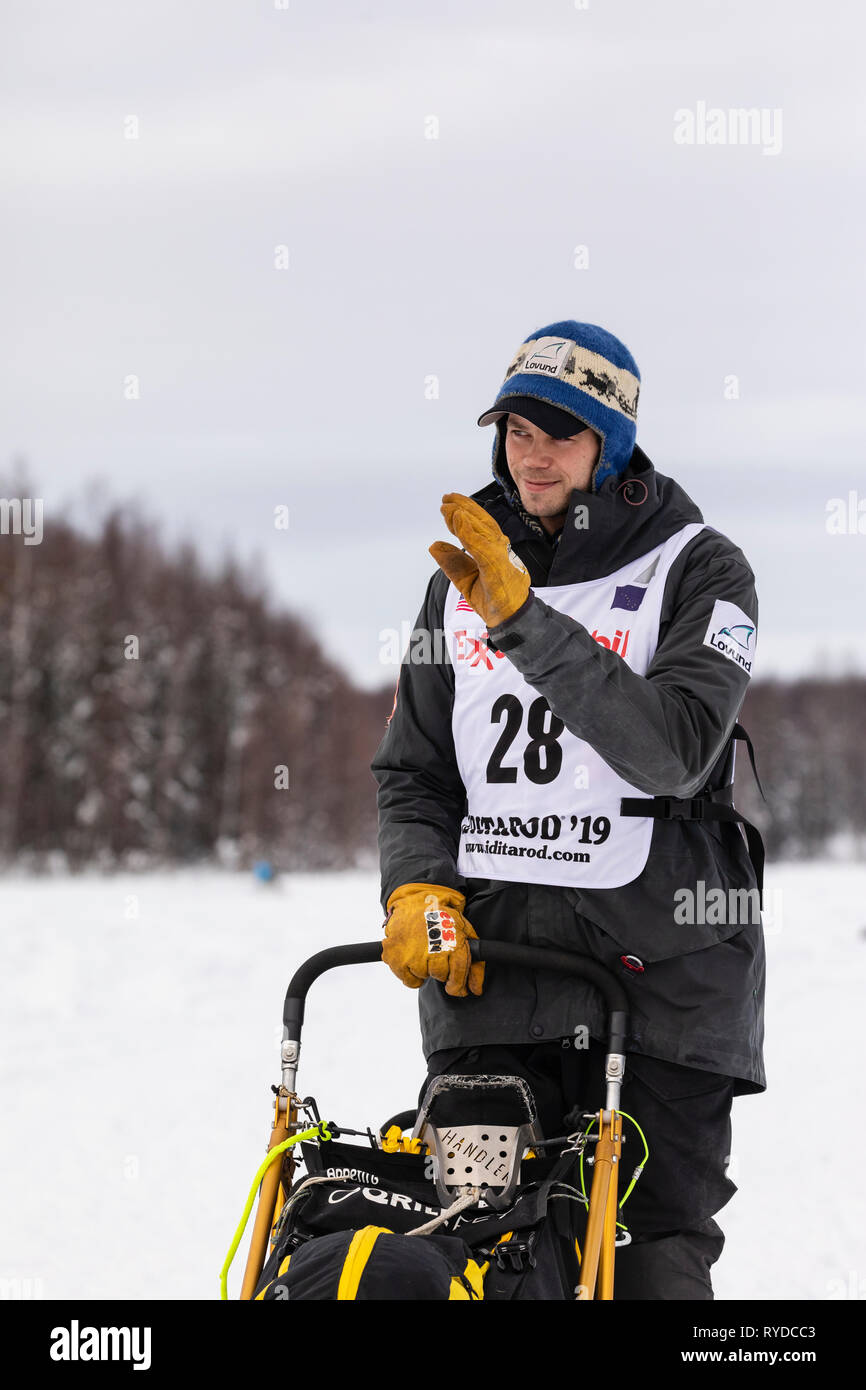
[
  {"left": 0, "top": 494, "right": 862, "bottom": 871},
  {"left": 0, "top": 495, "right": 389, "bottom": 871}
]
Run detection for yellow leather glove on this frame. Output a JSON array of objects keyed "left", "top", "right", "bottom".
[
  {"left": 429, "top": 493, "right": 531, "bottom": 629},
  {"left": 382, "top": 882, "right": 485, "bottom": 997}
]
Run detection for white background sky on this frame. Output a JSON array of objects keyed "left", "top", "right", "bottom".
[{"left": 2, "top": 0, "right": 863, "bottom": 689}]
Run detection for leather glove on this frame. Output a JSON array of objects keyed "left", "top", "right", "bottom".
[
  {"left": 429, "top": 493, "right": 531, "bottom": 630},
  {"left": 382, "top": 882, "right": 485, "bottom": 997}
]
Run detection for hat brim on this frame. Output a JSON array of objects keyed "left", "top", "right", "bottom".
[{"left": 477, "top": 395, "right": 589, "bottom": 439}]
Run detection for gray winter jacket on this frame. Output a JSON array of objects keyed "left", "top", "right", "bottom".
[{"left": 371, "top": 445, "right": 766, "bottom": 1095}]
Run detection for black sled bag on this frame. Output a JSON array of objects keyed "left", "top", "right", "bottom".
[
  {"left": 253, "top": 1138, "right": 582, "bottom": 1301},
  {"left": 255, "top": 1224, "right": 485, "bottom": 1300}
]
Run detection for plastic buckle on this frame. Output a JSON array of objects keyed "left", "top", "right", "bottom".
[
  {"left": 493, "top": 1237, "right": 537, "bottom": 1274},
  {"left": 660, "top": 796, "right": 703, "bottom": 821}
]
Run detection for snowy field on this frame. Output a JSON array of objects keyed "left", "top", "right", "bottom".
[{"left": 1, "top": 862, "right": 864, "bottom": 1302}]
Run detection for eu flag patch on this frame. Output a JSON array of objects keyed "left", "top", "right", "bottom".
[{"left": 611, "top": 584, "right": 646, "bottom": 612}]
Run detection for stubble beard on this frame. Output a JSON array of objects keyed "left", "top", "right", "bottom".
[{"left": 518, "top": 483, "right": 568, "bottom": 520}]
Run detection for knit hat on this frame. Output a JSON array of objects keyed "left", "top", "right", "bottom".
[{"left": 477, "top": 320, "right": 641, "bottom": 494}]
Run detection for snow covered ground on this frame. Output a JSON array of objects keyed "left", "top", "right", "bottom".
[{"left": 1, "top": 862, "right": 864, "bottom": 1301}]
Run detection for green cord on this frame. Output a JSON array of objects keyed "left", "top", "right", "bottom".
[
  {"left": 578, "top": 1110, "right": 649, "bottom": 1232},
  {"left": 615, "top": 1110, "right": 650, "bottom": 1208},
  {"left": 219, "top": 1120, "right": 332, "bottom": 1300}
]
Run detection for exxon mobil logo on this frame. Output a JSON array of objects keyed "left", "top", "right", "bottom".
[
  {"left": 590, "top": 627, "right": 630, "bottom": 658},
  {"left": 454, "top": 629, "right": 505, "bottom": 669}
]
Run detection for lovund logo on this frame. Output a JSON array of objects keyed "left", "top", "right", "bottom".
[{"left": 702, "top": 600, "right": 756, "bottom": 676}]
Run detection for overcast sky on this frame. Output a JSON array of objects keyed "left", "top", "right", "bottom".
[{"left": 2, "top": 0, "right": 863, "bottom": 689}]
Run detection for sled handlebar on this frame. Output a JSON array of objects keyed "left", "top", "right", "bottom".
[{"left": 282, "top": 939, "right": 629, "bottom": 1059}]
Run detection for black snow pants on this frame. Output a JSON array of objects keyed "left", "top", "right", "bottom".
[{"left": 423, "top": 1038, "right": 737, "bottom": 1300}]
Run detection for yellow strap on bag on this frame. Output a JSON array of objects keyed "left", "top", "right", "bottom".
[
  {"left": 337, "top": 1226, "right": 392, "bottom": 1300},
  {"left": 338, "top": 1225, "right": 486, "bottom": 1301},
  {"left": 449, "top": 1258, "right": 486, "bottom": 1300},
  {"left": 254, "top": 1251, "right": 293, "bottom": 1301}
]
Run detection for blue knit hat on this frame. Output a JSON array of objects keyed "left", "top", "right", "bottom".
[{"left": 477, "top": 320, "right": 641, "bottom": 494}]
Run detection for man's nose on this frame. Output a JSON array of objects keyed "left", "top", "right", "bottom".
[{"left": 525, "top": 435, "right": 555, "bottom": 464}]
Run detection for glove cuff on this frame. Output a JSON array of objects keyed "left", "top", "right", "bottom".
[
  {"left": 486, "top": 591, "right": 536, "bottom": 648},
  {"left": 386, "top": 881, "right": 467, "bottom": 914}
]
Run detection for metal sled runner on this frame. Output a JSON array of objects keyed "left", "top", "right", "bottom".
[{"left": 228, "top": 938, "right": 640, "bottom": 1301}]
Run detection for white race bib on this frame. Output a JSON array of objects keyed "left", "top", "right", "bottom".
[{"left": 446, "top": 524, "right": 706, "bottom": 888}]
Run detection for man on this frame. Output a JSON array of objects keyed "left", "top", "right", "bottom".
[{"left": 371, "top": 320, "right": 766, "bottom": 1299}]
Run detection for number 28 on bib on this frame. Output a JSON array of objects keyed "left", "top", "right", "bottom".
[{"left": 444, "top": 524, "right": 707, "bottom": 889}]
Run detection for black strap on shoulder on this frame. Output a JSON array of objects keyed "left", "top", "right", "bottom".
[
  {"left": 730, "top": 722, "right": 767, "bottom": 802},
  {"left": 619, "top": 723, "right": 766, "bottom": 904}
]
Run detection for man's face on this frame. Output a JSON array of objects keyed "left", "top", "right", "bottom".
[{"left": 503, "top": 413, "right": 601, "bottom": 534}]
